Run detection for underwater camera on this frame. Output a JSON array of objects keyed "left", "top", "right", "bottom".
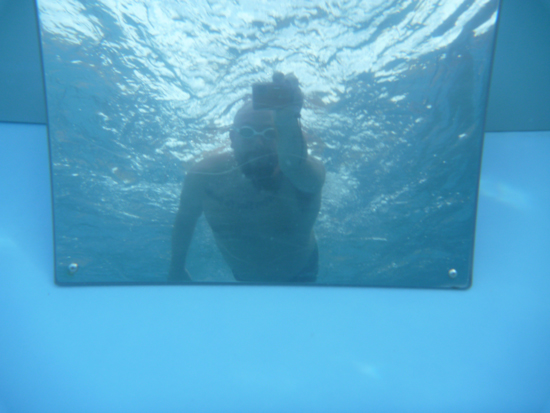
[{"left": 252, "top": 82, "right": 294, "bottom": 110}]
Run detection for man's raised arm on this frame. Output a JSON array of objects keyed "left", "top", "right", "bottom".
[
  {"left": 168, "top": 169, "right": 203, "bottom": 282},
  {"left": 275, "top": 109, "right": 325, "bottom": 194},
  {"left": 273, "top": 73, "right": 325, "bottom": 194}
]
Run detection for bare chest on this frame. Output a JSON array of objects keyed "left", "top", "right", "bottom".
[{"left": 202, "top": 172, "right": 301, "bottom": 235}]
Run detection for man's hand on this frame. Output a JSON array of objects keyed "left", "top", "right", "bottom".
[{"left": 273, "top": 71, "right": 303, "bottom": 117}]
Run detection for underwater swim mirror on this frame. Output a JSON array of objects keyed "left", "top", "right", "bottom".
[{"left": 38, "top": 0, "right": 500, "bottom": 287}]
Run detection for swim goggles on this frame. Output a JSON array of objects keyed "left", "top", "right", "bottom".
[{"left": 237, "top": 126, "right": 277, "bottom": 140}]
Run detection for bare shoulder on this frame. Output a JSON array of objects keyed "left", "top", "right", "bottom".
[
  {"left": 312, "top": 156, "right": 326, "bottom": 182},
  {"left": 309, "top": 155, "right": 325, "bottom": 173},
  {"left": 188, "top": 151, "right": 235, "bottom": 176},
  {"left": 299, "top": 155, "right": 326, "bottom": 195},
  {"left": 179, "top": 153, "right": 234, "bottom": 200},
  {"left": 185, "top": 152, "right": 235, "bottom": 187}
]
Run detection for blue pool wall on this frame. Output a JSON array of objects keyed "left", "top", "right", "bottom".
[{"left": 1, "top": 0, "right": 550, "bottom": 411}]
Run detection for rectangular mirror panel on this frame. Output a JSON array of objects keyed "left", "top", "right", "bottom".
[{"left": 38, "top": 0, "right": 500, "bottom": 287}]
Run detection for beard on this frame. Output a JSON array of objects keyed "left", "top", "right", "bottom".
[
  {"left": 236, "top": 150, "right": 278, "bottom": 178},
  {"left": 235, "top": 150, "right": 281, "bottom": 191}
]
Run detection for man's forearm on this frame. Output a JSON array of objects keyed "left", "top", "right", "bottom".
[
  {"left": 275, "top": 108, "right": 306, "bottom": 171},
  {"left": 275, "top": 109, "right": 325, "bottom": 194}
]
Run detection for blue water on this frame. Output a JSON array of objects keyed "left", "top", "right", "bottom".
[{"left": 37, "top": 0, "right": 499, "bottom": 287}]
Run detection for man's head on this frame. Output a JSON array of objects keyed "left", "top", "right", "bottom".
[{"left": 230, "top": 102, "right": 279, "bottom": 179}]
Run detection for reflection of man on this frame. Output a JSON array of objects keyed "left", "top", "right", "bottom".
[{"left": 169, "top": 72, "right": 325, "bottom": 283}]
